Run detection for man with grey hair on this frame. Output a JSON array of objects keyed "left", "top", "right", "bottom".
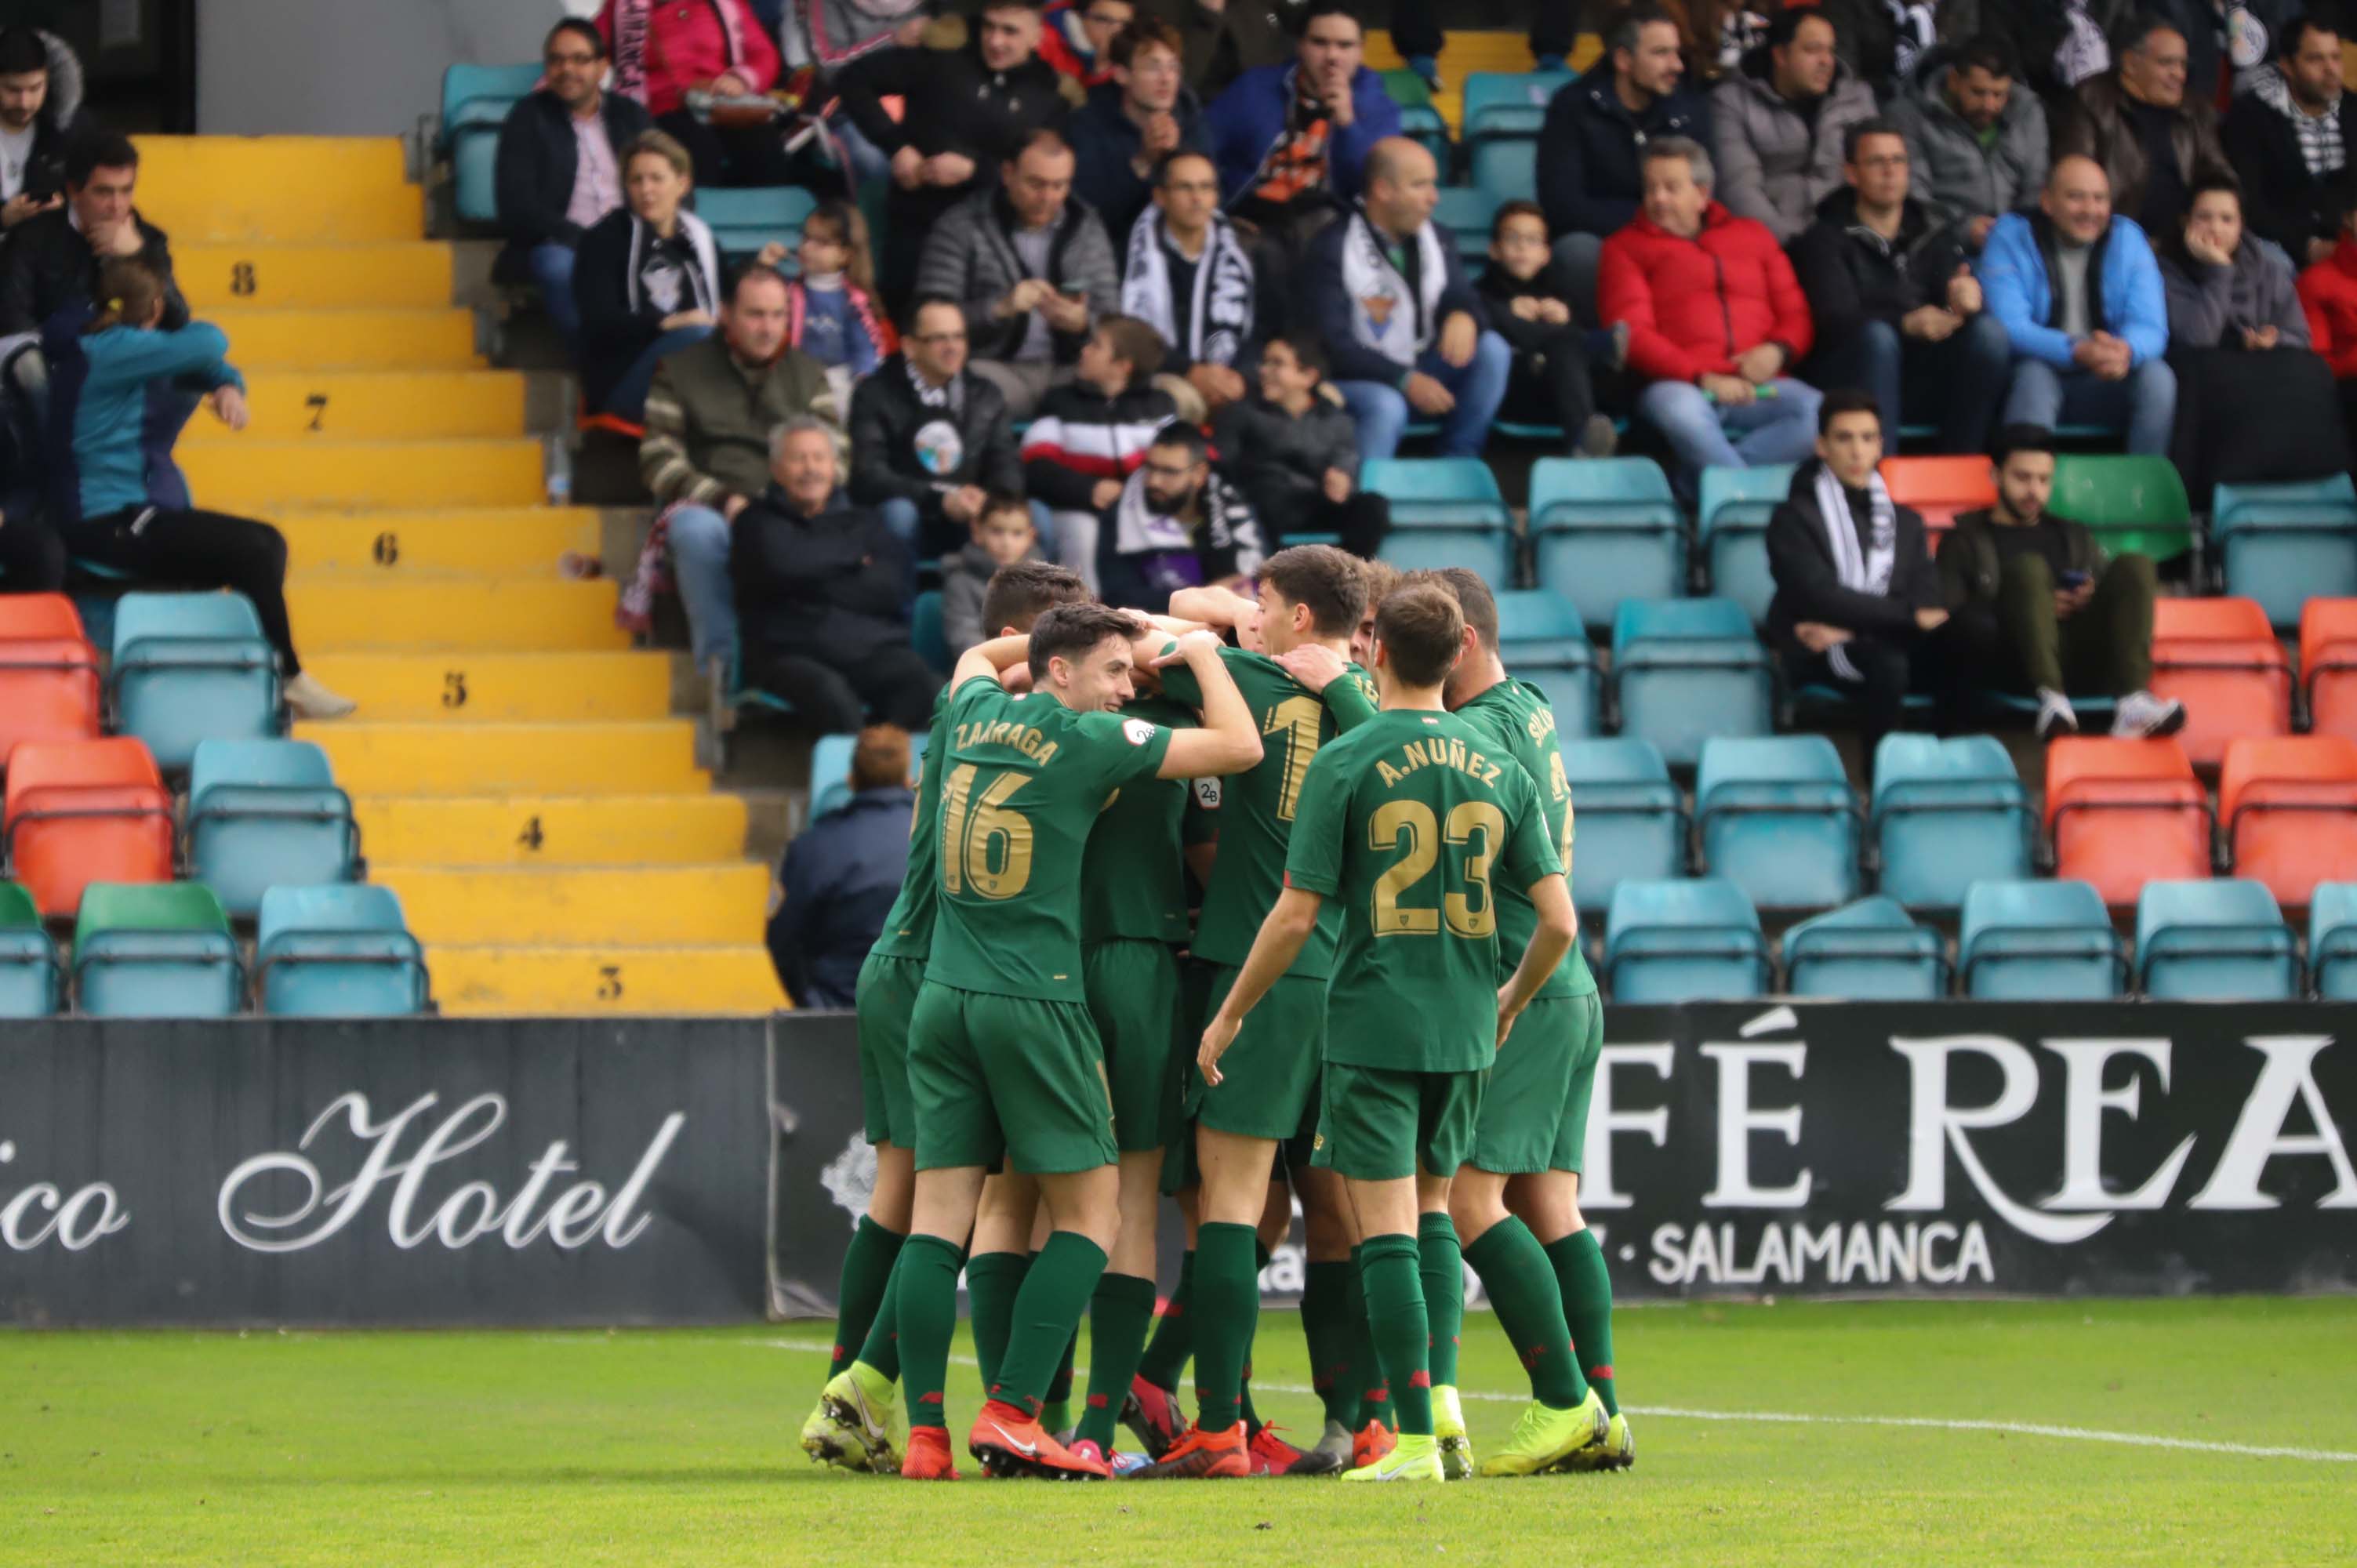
[
  {"left": 1599, "top": 135, "right": 1823, "bottom": 492},
  {"left": 728, "top": 416, "right": 939, "bottom": 731}
]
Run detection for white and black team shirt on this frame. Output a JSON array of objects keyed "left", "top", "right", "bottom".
[{"left": 0, "top": 122, "right": 35, "bottom": 201}]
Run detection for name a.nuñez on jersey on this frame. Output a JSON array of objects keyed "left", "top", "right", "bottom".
[{"left": 1375, "top": 733, "right": 1502, "bottom": 789}]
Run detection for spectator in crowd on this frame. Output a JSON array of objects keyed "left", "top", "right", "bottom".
[
  {"left": 1096, "top": 420, "right": 1265, "bottom": 609},
  {"left": 2301, "top": 199, "right": 2357, "bottom": 445},
  {"left": 45, "top": 260, "right": 354, "bottom": 719},
  {"left": 0, "top": 128, "right": 183, "bottom": 336},
  {"left": 1211, "top": 332, "right": 1391, "bottom": 559},
  {"left": 1816, "top": 0, "right": 1941, "bottom": 93},
  {"left": 1120, "top": 148, "right": 1257, "bottom": 423},
  {"left": 635, "top": 263, "right": 832, "bottom": 685},
  {"left": 941, "top": 490, "right": 1047, "bottom": 652},
  {"left": 493, "top": 19, "right": 652, "bottom": 347},
  {"left": 768, "top": 723, "right": 916, "bottom": 1009},
  {"left": 1302, "top": 136, "right": 1510, "bottom": 463},
  {"left": 1389, "top": 1, "right": 1582, "bottom": 87},
  {"left": 573, "top": 130, "right": 721, "bottom": 423},
  {"left": 1538, "top": 4, "right": 1712, "bottom": 311},
  {"left": 1982, "top": 154, "right": 2177, "bottom": 456},
  {"left": 2223, "top": 11, "right": 2357, "bottom": 267},
  {"left": 1792, "top": 119, "right": 2011, "bottom": 455},
  {"left": 837, "top": 0, "right": 1070, "bottom": 307},
  {"left": 1888, "top": 35, "right": 2050, "bottom": 253},
  {"left": 1938, "top": 421, "right": 2183, "bottom": 738},
  {"left": 1204, "top": 2, "right": 1402, "bottom": 260},
  {"left": 1039, "top": 0, "right": 1133, "bottom": 85},
  {"left": 0, "top": 25, "right": 80, "bottom": 229},
  {"left": 2054, "top": 16, "right": 2228, "bottom": 241},
  {"left": 1021, "top": 314, "right": 1178, "bottom": 586},
  {"left": 913, "top": 127, "right": 1119, "bottom": 421},
  {"left": 2161, "top": 175, "right": 2315, "bottom": 349},
  {"left": 848, "top": 294, "right": 1026, "bottom": 557},
  {"left": 594, "top": 0, "right": 789, "bottom": 187},
  {"left": 1709, "top": 6, "right": 1879, "bottom": 244},
  {"left": 1600, "top": 136, "right": 1822, "bottom": 490},
  {"left": 732, "top": 418, "right": 937, "bottom": 730},
  {"left": 775, "top": 0, "right": 928, "bottom": 187},
  {"left": 1133, "top": 0, "right": 1295, "bottom": 100},
  {"left": 1940, "top": 0, "right": 2125, "bottom": 103},
  {"left": 1476, "top": 200, "right": 1625, "bottom": 458},
  {"left": 782, "top": 198, "right": 893, "bottom": 412},
  {"left": 1071, "top": 17, "right": 1208, "bottom": 243},
  {"left": 1765, "top": 390, "right": 1945, "bottom": 772}
]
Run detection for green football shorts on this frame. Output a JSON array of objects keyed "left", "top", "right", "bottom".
[
  {"left": 1551, "top": 993, "right": 1605, "bottom": 1174},
  {"left": 1311, "top": 1060, "right": 1483, "bottom": 1181},
  {"left": 906, "top": 979, "right": 1119, "bottom": 1175},
  {"left": 1186, "top": 965, "right": 1327, "bottom": 1142},
  {"left": 854, "top": 952, "right": 926, "bottom": 1147},
  {"left": 1084, "top": 938, "right": 1182, "bottom": 1153},
  {"left": 1469, "top": 993, "right": 1603, "bottom": 1176}
]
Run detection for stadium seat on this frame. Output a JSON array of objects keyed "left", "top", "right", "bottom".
[
  {"left": 2218, "top": 735, "right": 2357, "bottom": 909},
  {"left": 111, "top": 591, "right": 281, "bottom": 771},
  {"left": 2308, "top": 881, "right": 2357, "bottom": 998},
  {"left": 439, "top": 61, "right": 540, "bottom": 225},
  {"left": 1610, "top": 597, "right": 1774, "bottom": 767},
  {"left": 1559, "top": 738, "right": 1684, "bottom": 912},
  {"left": 810, "top": 728, "right": 929, "bottom": 819},
  {"left": 1781, "top": 895, "right": 1948, "bottom": 1000},
  {"left": 2134, "top": 878, "right": 2300, "bottom": 1000},
  {"left": 1871, "top": 734, "right": 2033, "bottom": 911},
  {"left": 694, "top": 185, "right": 819, "bottom": 262},
  {"left": 185, "top": 739, "right": 359, "bottom": 918},
  {"left": 257, "top": 884, "right": 431, "bottom": 1017},
  {"left": 1463, "top": 71, "right": 1570, "bottom": 205},
  {"left": 0, "top": 879, "right": 61, "bottom": 1017},
  {"left": 912, "top": 588, "right": 948, "bottom": 671},
  {"left": 2299, "top": 597, "right": 2357, "bottom": 740},
  {"left": 3, "top": 738, "right": 175, "bottom": 917},
  {"left": 1433, "top": 185, "right": 1499, "bottom": 264},
  {"left": 1527, "top": 457, "right": 1686, "bottom": 630},
  {"left": 1364, "top": 458, "right": 1516, "bottom": 584},
  {"left": 1493, "top": 590, "right": 1598, "bottom": 736},
  {"left": 1879, "top": 455, "right": 1996, "bottom": 541},
  {"left": 1604, "top": 877, "right": 1771, "bottom": 1002},
  {"left": 0, "top": 592, "right": 101, "bottom": 769},
  {"left": 2214, "top": 474, "right": 2357, "bottom": 628},
  {"left": 2043, "top": 736, "right": 2211, "bottom": 907},
  {"left": 1696, "top": 463, "right": 1796, "bottom": 622},
  {"left": 1958, "top": 879, "right": 2127, "bottom": 1000},
  {"left": 73, "top": 881, "right": 244, "bottom": 1018},
  {"left": 2051, "top": 453, "right": 2193, "bottom": 563},
  {"left": 1694, "top": 735, "right": 1860, "bottom": 910},
  {"left": 2148, "top": 597, "right": 2292, "bottom": 766}
]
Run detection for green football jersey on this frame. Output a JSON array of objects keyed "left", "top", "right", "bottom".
[
  {"left": 868, "top": 684, "right": 952, "bottom": 962},
  {"left": 1080, "top": 693, "right": 1197, "bottom": 945},
  {"left": 1284, "top": 707, "right": 1565, "bottom": 1074},
  {"left": 1454, "top": 677, "right": 1597, "bottom": 998},
  {"left": 1160, "top": 645, "right": 1379, "bottom": 979},
  {"left": 922, "top": 675, "right": 1177, "bottom": 1001}
]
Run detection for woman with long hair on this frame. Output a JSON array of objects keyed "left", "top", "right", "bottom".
[{"left": 573, "top": 129, "right": 722, "bottom": 422}]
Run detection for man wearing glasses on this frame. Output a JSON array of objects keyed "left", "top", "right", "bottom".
[
  {"left": 1072, "top": 18, "right": 1209, "bottom": 241},
  {"left": 848, "top": 294, "right": 1027, "bottom": 559},
  {"left": 1096, "top": 423, "right": 1265, "bottom": 610}
]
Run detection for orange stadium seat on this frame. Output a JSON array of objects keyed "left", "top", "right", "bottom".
[
  {"left": 1879, "top": 456, "right": 1997, "bottom": 546},
  {"left": 2218, "top": 735, "right": 2357, "bottom": 909},
  {"left": 2, "top": 738, "right": 176, "bottom": 917},
  {"left": 0, "top": 593, "right": 102, "bottom": 771},
  {"left": 2148, "top": 597, "right": 2291, "bottom": 766},
  {"left": 2300, "top": 598, "right": 2357, "bottom": 740},
  {"left": 2043, "top": 736, "right": 2211, "bottom": 906}
]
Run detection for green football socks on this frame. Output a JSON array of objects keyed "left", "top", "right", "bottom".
[
  {"left": 851, "top": 1246, "right": 906, "bottom": 1382},
  {"left": 1464, "top": 1216, "right": 1585, "bottom": 1408},
  {"left": 1349, "top": 1243, "right": 1393, "bottom": 1428},
  {"left": 1189, "top": 1221, "right": 1258, "bottom": 1432},
  {"left": 1074, "top": 1272, "right": 1158, "bottom": 1450},
  {"left": 828, "top": 1216, "right": 905, "bottom": 1380},
  {"left": 1135, "top": 1247, "right": 1193, "bottom": 1392},
  {"left": 1358, "top": 1234, "right": 1433, "bottom": 1436},
  {"left": 1418, "top": 1212, "right": 1465, "bottom": 1390},
  {"left": 894, "top": 1233, "right": 965, "bottom": 1432},
  {"left": 964, "top": 1250, "right": 1030, "bottom": 1398},
  {"left": 993, "top": 1232, "right": 1109, "bottom": 1419},
  {"left": 1039, "top": 1330, "right": 1078, "bottom": 1434},
  {"left": 1302, "top": 1258, "right": 1357, "bottom": 1428},
  {"left": 1549, "top": 1229, "right": 1621, "bottom": 1417}
]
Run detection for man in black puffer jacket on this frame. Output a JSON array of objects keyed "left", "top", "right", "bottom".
[{"left": 847, "top": 295, "right": 1026, "bottom": 560}]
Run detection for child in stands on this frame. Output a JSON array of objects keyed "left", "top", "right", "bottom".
[
  {"left": 940, "top": 492, "right": 1044, "bottom": 652},
  {"left": 784, "top": 199, "right": 893, "bottom": 400},
  {"left": 1476, "top": 200, "right": 1625, "bottom": 458}
]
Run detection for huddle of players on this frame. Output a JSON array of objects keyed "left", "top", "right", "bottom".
[{"left": 798, "top": 544, "right": 1634, "bottom": 1483}]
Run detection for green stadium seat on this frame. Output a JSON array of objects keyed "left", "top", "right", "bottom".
[
  {"left": 440, "top": 62, "right": 542, "bottom": 226},
  {"left": 2214, "top": 474, "right": 2357, "bottom": 629},
  {"left": 1694, "top": 735, "right": 1861, "bottom": 911},
  {"left": 1560, "top": 738, "right": 1685, "bottom": 913},
  {"left": 1493, "top": 589, "right": 1597, "bottom": 737},
  {"left": 258, "top": 884, "right": 430, "bottom": 1018},
  {"left": 112, "top": 592, "right": 281, "bottom": 772},
  {"left": 2308, "top": 881, "right": 2357, "bottom": 998},
  {"left": 1363, "top": 457, "right": 1516, "bottom": 583},
  {"left": 1604, "top": 877, "right": 1770, "bottom": 1003},
  {"left": 695, "top": 185, "right": 820, "bottom": 263},
  {"left": 1610, "top": 597, "right": 1773, "bottom": 767},
  {"left": 1958, "top": 879, "right": 2126, "bottom": 1000},
  {"left": 0, "top": 879, "right": 62, "bottom": 1016},
  {"left": 186, "top": 739, "right": 359, "bottom": 919},
  {"left": 74, "top": 881, "right": 244, "bottom": 1018},
  {"left": 1871, "top": 735, "right": 2033, "bottom": 912},
  {"left": 2050, "top": 453, "right": 2192, "bottom": 564},
  {"left": 1697, "top": 463, "right": 1796, "bottom": 622},
  {"left": 2134, "top": 879, "right": 2300, "bottom": 1000},
  {"left": 1529, "top": 456, "right": 1686, "bottom": 630},
  {"left": 1782, "top": 895, "right": 1948, "bottom": 1000}
]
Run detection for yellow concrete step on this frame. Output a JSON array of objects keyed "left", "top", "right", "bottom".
[
  {"left": 301, "top": 651, "right": 673, "bottom": 722},
  {"left": 182, "top": 372, "right": 527, "bottom": 442},
  {"left": 181, "top": 437, "right": 543, "bottom": 510},
  {"left": 208, "top": 307, "right": 478, "bottom": 370},
  {"left": 355, "top": 793, "right": 748, "bottom": 866},
  {"left": 298, "top": 719, "right": 704, "bottom": 796},
  {"left": 177, "top": 243, "right": 457, "bottom": 310},
  {"left": 278, "top": 508, "right": 598, "bottom": 576},
  {"left": 134, "top": 136, "right": 422, "bottom": 244},
  {"left": 428, "top": 944, "right": 786, "bottom": 1015},
  {"left": 379, "top": 864, "right": 771, "bottom": 946},
  {"left": 289, "top": 578, "right": 623, "bottom": 652}
]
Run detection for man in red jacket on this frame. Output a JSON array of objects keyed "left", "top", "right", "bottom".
[
  {"left": 2298, "top": 206, "right": 2357, "bottom": 456},
  {"left": 1599, "top": 136, "right": 1824, "bottom": 492}
]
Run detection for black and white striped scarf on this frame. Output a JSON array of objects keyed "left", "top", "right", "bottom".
[{"left": 1813, "top": 463, "right": 1897, "bottom": 684}]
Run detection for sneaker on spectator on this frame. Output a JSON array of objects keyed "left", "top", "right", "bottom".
[
  {"left": 2112, "top": 689, "right": 2188, "bottom": 739},
  {"left": 1578, "top": 414, "right": 1619, "bottom": 458},
  {"left": 284, "top": 673, "right": 357, "bottom": 720},
  {"left": 2035, "top": 687, "right": 2078, "bottom": 739}
]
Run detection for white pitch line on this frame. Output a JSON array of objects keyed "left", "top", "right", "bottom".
[{"left": 750, "top": 1337, "right": 2357, "bottom": 1465}]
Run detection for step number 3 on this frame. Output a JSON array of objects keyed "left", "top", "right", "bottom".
[{"left": 597, "top": 964, "right": 623, "bottom": 1000}]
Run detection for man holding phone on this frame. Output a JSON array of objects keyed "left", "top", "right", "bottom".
[{"left": 1935, "top": 423, "right": 2184, "bottom": 739}]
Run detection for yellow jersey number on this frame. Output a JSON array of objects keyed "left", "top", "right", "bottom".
[
  {"left": 939, "top": 764, "right": 1034, "bottom": 899},
  {"left": 1368, "top": 800, "right": 1504, "bottom": 938}
]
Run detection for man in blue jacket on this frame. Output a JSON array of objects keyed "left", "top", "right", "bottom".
[
  {"left": 1070, "top": 16, "right": 1208, "bottom": 243},
  {"left": 1299, "top": 136, "right": 1509, "bottom": 463},
  {"left": 1538, "top": 3, "right": 1711, "bottom": 312},
  {"left": 1981, "top": 153, "right": 2177, "bottom": 456},
  {"left": 1203, "top": 0, "right": 1398, "bottom": 252},
  {"left": 768, "top": 724, "right": 915, "bottom": 1009}
]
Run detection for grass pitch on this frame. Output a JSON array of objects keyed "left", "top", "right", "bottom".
[{"left": 4, "top": 1298, "right": 2354, "bottom": 1566}]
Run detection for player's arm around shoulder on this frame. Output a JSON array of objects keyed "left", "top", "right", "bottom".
[
  {"left": 1152, "top": 630, "right": 1263, "bottom": 779},
  {"left": 948, "top": 633, "right": 1033, "bottom": 697}
]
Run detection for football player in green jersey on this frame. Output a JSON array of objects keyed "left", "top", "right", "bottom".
[
  {"left": 886, "top": 604, "right": 1263, "bottom": 1481},
  {"left": 1201, "top": 582, "right": 1595, "bottom": 1483},
  {"left": 803, "top": 562, "right": 1090, "bottom": 1474}
]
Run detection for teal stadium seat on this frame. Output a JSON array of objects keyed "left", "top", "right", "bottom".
[
  {"left": 1871, "top": 735, "right": 2034, "bottom": 912},
  {"left": 1492, "top": 590, "right": 1597, "bottom": 736},
  {"left": 74, "top": 881, "right": 245, "bottom": 1018},
  {"left": 1694, "top": 735, "right": 1861, "bottom": 910},
  {"left": 1433, "top": 185, "right": 1500, "bottom": 265},
  {"left": 1610, "top": 597, "right": 1773, "bottom": 767},
  {"left": 913, "top": 588, "right": 948, "bottom": 671},
  {"left": 1463, "top": 71, "right": 1571, "bottom": 205},
  {"left": 811, "top": 728, "right": 929, "bottom": 818},
  {"left": 185, "top": 739, "right": 358, "bottom": 919},
  {"left": 1782, "top": 895, "right": 1948, "bottom": 1000},
  {"left": 2214, "top": 474, "right": 2357, "bottom": 629},
  {"left": 0, "top": 880, "right": 61, "bottom": 1016},
  {"left": 1697, "top": 463, "right": 1795, "bottom": 623},
  {"left": 111, "top": 591, "right": 280, "bottom": 771},
  {"left": 695, "top": 185, "right": 821, "bottom": 263},
  {"left": 2134, "top": 878, "right": 2301, "bottom": 1001},
  {"left": 441, "top": 62, "right": 542, "bottom": 226},
  {"left": 2308, "top": 882, "right": 2357, "bottom": 998},
  {"left": 257, "top": 884, "right": 430, "bottom": 1018},
  {"left": 1958, "top": 879, "right": 2126, "bottom": 1000},
  {"left": 1559, "top": 738, "right": 1684, "bottom": 913},
  {"left": 1363, "top": 458, "right": 1516, "bottom": 583},
  {"left": 1604, "top": 877, "right": 1771, "bottom": 1003},
  {"left": 1529, "top": 457, "right": 1687, "bottom": 630}
]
